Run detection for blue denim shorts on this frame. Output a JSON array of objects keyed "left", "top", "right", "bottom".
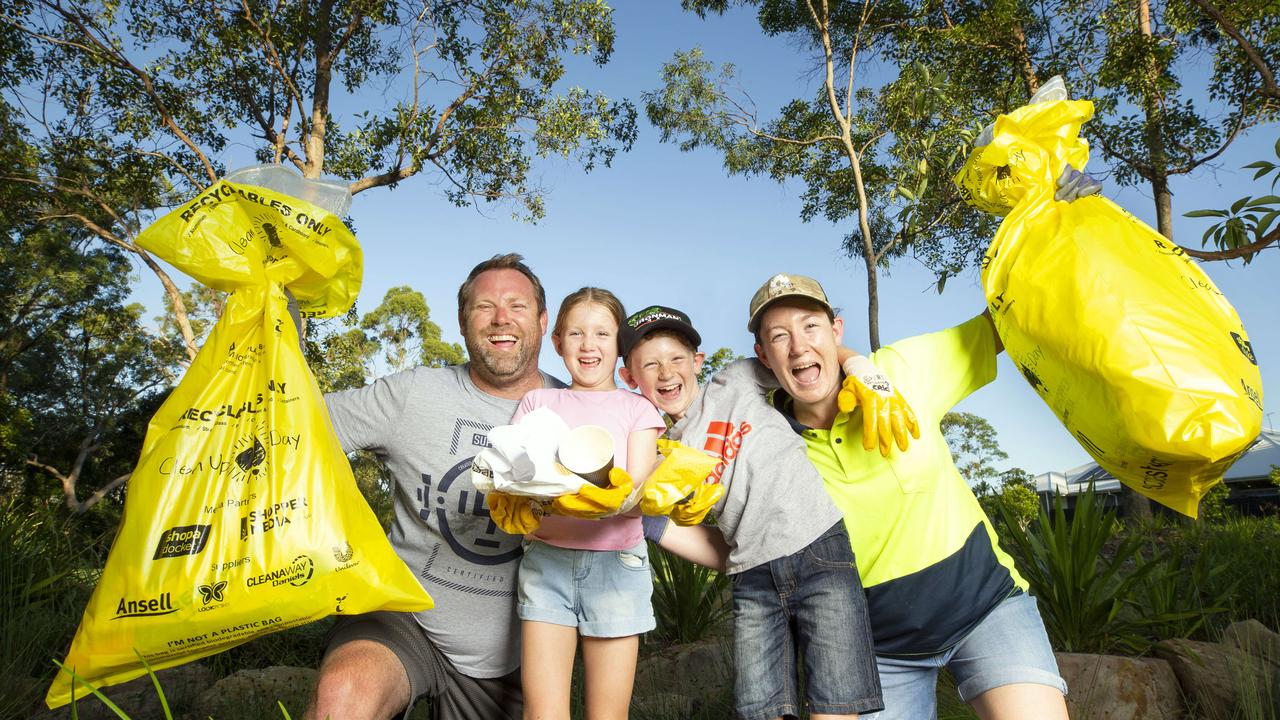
[
  {"left": 867, "top": 592, "right": 1067, "bottom": 719},
  {"left": 730, "top": 522, "right": 883, "bottom": 720},
  {"left": 516, "top": 539, "right": 655, "bottom": 638}
]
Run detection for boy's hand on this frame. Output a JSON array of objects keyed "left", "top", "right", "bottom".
[
  {"left": 838, "top": 356, "right": 921, "bottom": 456},
  {"left": 669, "top": 483, "right": 724, "bottom": 526},
  {"left": 486, "top": 491, "right": 546, "bottom": 535},
  {"left": 552, "top": 467, "right": 634, "bottom": 519},
  {"left": 640, "top": 439, "right": 721, "bottom": 516}
]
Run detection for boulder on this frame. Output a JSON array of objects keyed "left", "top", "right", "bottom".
[
  {"left": 190, "top": 665, "right": 317, "bottom": 719},
  {"left": 1054, "top": 652, "right": 1185, "bottom": 719},
  {"left": 634, "top": 638, "right": 733, "bottom": 714},
  {"left": 31, "top": 662, "right": 216, "bottom": 720},
  {"left": 1154, "top": 638, "right": 1276, "bottom": 720},
  {"left": 1221, "top": 619, "right": 1280, "bottom": 672}
]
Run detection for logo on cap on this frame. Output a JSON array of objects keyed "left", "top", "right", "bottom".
[{"left": 767, "top": 274, "right": 795, "bottom": 297}]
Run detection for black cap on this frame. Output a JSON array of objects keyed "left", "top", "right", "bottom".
[{"left": 620, "top": 305, "right": 702, "bottom": 357}]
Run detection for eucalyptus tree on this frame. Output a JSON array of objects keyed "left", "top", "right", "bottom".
[
  {"left": 645, "top": 0, "right": 998, "bottom": 349},
  {"left": 3, "top": 0, "right": 637, "bottom": 361}
]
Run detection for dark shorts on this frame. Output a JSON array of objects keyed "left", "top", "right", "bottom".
[
  {"left": 324, "top": 611, "right": 522, "bottom": 720},
  {"left": 730, "top": 522, "right": 884, "bottom": 720}
]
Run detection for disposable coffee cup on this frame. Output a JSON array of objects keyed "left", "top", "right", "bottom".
[{"left": 558, "top": 425, "right": 615, "bottom": 488}]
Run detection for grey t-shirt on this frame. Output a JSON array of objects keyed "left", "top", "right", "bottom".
[
  {"left": 324, "top": 364, "right": 562, "bottom": 678},
  {"left": 669, "top": 359, "right": 844, "bottom": 574}
]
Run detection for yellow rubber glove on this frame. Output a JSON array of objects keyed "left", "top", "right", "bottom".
[
  {"left": 668, "top": 482, "right": 725, "bottom": 526},
  {"left": 551, "top": 467, "right": 634, "bottom": 519},
  {"left": 837, "top": 356, "right": 921, "bottom": 457},
  {"left": 639, "top": 439, "right": 721, "bottom": 516},
  {"left": 486, "top": 491, "right": 546, "bottom": 535}
]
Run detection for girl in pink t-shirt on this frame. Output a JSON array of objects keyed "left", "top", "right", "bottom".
[{"left": 513, "top": 287, "right": 662, "bottom": 719}]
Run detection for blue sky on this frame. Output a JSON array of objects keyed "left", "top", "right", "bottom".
[{"left": 130, "top": 3, "right": 1278, "bottom": 478}]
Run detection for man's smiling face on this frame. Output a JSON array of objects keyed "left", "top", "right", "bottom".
[
  {"left": 754, "top": 299, "right": 844, "bottom": 417},
  {"left": 462, "top": 268, "right": 547, "bottom": 389}
]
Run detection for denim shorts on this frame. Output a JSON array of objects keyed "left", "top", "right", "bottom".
[
  {"left": 866, "top": 592, "right": 1067, "bottom": 719},
  {"left": 730, "top": 522, "right": 883, "bottom": 720},
  {"left": 516, "top": 539, "right": 655, "bottom": 638}
]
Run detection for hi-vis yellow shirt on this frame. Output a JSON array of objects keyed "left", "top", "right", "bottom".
[{"left": 786, "top": 315, "right": 1027, "bottom": 656}]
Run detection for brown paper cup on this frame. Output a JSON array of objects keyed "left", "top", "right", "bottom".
[{"left": 558, "top": 425, "right": 615, "bottom": 488}]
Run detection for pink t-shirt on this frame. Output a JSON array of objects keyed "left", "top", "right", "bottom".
[{"left": 513, "top": 388, "right": 663, "bottom": 550}]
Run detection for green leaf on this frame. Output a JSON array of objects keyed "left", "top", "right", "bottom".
[
  {"left": 1184, "top": 209, "right": 1228, "bottom": 218},
  {"left": 1246, "top": 194, "right": 1280, "bottom": 207},
  {"left": 1231, "top": 196, "right": 1251, "bottom": 214},
  {"left": 1256, "top": 210, "right": 1279, "bottom": 239},
  {"left": 135, "top": 651, "right": 172, "bottom": 719},
  {"left": 898, "top": 186, "right": 916, "bottom": 201},
  {"left": 52, "top": 661, "right": 131, "bottom": 719}
]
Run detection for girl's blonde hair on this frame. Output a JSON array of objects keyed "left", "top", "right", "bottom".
[{"left": 553, "top": 288, "right": 627, "bottom": 350}]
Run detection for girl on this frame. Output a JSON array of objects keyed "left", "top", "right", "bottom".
[{"left": 512, "top": 287, "right": 663, "bottom": 720}]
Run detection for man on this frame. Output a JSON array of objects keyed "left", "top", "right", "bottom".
[
  {"left": 305, "top": 254, "right": 559, "bottom": 720},
  {"left": 749, "top": 274, "right": 1069, "bottom": 720}
]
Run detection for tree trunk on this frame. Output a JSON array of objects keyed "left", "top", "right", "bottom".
[
  {"left": 863, "top": 246, "right": 880, "bottom": 351},
  {"left": 1138, "top": 0, "right": 1174, "bottom": 244},
  {"left": 138, "top": 248, "right": 199, "bottom": 362}
]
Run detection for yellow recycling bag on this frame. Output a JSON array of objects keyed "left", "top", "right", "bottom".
[
  {"left": 47, "top": 179, "right": 432, "bottom": 708},
  {"left": 954, "top": 97, "right": 1263, "bottom": 517}
]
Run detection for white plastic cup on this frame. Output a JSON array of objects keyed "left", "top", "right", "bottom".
[{"left": 558, "top": 425, "right": 615, "bottom": 488}]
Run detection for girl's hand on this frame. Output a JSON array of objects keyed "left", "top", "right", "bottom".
[{"left": 551, "top": 467, "right": 634, "bottom": 518}]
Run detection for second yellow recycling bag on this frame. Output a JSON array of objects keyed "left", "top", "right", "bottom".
[
  {"left": 954, "top": 97, "right": 1263, "bottom": 517},
  {"left": 47, "top": 179, "right": 432, "bottom": 708}
]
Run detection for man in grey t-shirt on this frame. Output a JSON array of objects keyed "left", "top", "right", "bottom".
[{"left": 305, "top": 254, "right": 560, "bottom": 720}]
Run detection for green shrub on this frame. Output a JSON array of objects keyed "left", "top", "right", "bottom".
[
  {"left": 1158, "top": 515, "right": 1280, "bottom": 634},
  {"left": 648, "top": 542, "right": 730, "bottom": 644},
  {"left": 0, "top": 498, "right": 102, "bottom": 717},
  {"left": 997, "top": 490, "right": 1166, "bottom": 654}
]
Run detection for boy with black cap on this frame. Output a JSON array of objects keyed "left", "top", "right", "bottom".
[{"left": 618, "top": 305, "right": 907, "bottom": 720}]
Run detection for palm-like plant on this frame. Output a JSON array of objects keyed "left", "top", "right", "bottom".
[{"left": 648, "top": 543, "right": 730, "bottom": 644}]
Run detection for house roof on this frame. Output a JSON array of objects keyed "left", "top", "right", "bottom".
[{"left": 1035, "top": 429, "right": 1280, "bottom": 495}]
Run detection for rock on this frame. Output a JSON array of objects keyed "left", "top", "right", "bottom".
[
  {"left": 634, "top": 637, "right": 733, "bottom": 713},
  {"left": 1221, "top": 619, "right": 1280, "bottom": 671},
  {"left": 1154, "top": 638, "right": 1275, "bottom": 720},
  {"left": 190, "top": 665, "right": 317, "bottom": 719},
  {"left": 631, "top": 691, "right": 696, "bottom": 718},
  {"left": 1055, "top": 652, "right": 1185, "bottom": 719},
  {"left": 32, "top": 662, "right": 216, "bottom": 720}
]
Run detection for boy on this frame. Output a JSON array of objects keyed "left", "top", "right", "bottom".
[{"left": 617, "top": 305, "right": 892, "bottom": 720}]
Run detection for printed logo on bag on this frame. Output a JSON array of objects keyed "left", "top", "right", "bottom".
[
  {"left": 333, "top": 542, "right": 353, "bottom": 563},
  {"left": 333, "top": 541, "right": 359, "bottom": 571},
  {"left": 1242, "top": 379, "right": 1263, "bottom": 411},
  {"left": 197, "top": 580, "right": 229, "bottom": 611},
  {"left": 113, "top": 592, "right": 177, "bottom": 620},
  {"left": 160, "top": 426, "right": 299, "bottom": 482},
  {"left": 218, "top": 342, "right": 267, "bottom": 373},
  {"left": 1231, "top": 332, "right": 1258, "bottom": 365},
  {"left": 247, "top": 554, "right": 314, "bottom": 589},
  {"left": 182, "top": 396, "right": 266, "bottom": 424},
  {"left": 1139, "top": 456, "right": 1173, "bottom": 490},
  {"left": 702, "top": 420, "right": 752, "bottom": 484},
  {"left": 239, "top": 496, "right": 309, "bottom": 541},
  {"left": 1018, "top": 364, "right": 1048, "bottom": 396},
  {"left": 153, "top": 523, "right": 213, "bottom": 559},
  {"left": 1150, "top": 236, "right": 1187, "bottom": 258}
]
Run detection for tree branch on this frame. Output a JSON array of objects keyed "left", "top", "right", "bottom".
[
  {"left": 1190, "top": 0, "right": 1279, "bottom": 101},
  {"left": 1181, "top": 227, "right": 1279, "bottom": 261}
]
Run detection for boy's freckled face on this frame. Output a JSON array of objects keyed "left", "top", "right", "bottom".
[{"left": 622, "top": 335, "right": 704, "bottom": 419}]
